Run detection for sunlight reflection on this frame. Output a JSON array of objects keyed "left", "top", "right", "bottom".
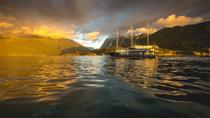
[
  {"left": 0, "top": 56, "right": 78, "bottom": 102},
  {"left": 73, "top": 56, "right": 106, "bottom": 88},
  {"left": 114, "top": 58, "right": 159, "bottom": 88},
  {"left": 74, "top": 56, "right": 105, "bottom": 77}
]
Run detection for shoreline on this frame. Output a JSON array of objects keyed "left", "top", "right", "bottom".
[{"left": 0, "top": 54, "right": 209, "bottom": 57}]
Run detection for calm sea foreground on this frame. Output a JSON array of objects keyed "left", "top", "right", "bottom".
[{"left": 0, "top": 56, "right": 209, "bottom": 118}]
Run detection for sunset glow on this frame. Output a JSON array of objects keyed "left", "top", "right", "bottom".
[
  {"left": 1, "top": 0, "right": 209, "bottom": 48},
  {"left": 0, "top": 1, "right": 210, "bottom": 118}
]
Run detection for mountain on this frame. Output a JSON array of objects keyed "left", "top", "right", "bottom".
[
  {"left": 100, "top": 33, "right": 148, "bottom": 50},
  {"left": 100, "top": 37, "right": 131, "bottom": 50},
  {"left": 148, "top": 21, "right": 210, "bottom": 52},
  {"left": 100, "top": 21, "right": 210, "bottom": 52},
  {"left": 0, "top": 35, "right": 90, "bottom": 56}
]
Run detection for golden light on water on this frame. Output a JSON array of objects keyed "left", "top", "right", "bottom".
[
  {"left": 113, "top": 58, "right": 188, "bottom": 97},
  {"left": 0, "top": 0, "right": 210, "bottom": 117},
  {"left": 0, "top": 56, "right": 107, "bottom": 102},
  {"left": 0, "top": 57, "right": 78, "bottom": 102},
  {"left": 114, "top": 58, "right": 159, "bottom": 88}
]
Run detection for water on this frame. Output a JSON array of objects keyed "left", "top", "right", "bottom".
[{"left": 0, "top": 56, "right": 209, "bottom": 118}]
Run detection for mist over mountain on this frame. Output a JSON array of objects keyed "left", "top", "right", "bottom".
[{"left": 100, "top": 34, "right": 147, "bottom": 49}]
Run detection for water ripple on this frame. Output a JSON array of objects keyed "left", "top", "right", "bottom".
[
  {"left": 0, "top": 56, "right": 210, "bottom": 106},
  {"left": 114, "top": 57, "right": 210, "bottom": 105}
]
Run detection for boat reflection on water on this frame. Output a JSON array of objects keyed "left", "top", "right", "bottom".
[
  {"left": 136, "top": 59, "right": 159, "bottom": 88},
  {"left": 113, "top": 57, "right": 210, "bottom": 105},
  {"left": 114, "top": 58, "right": 159, "bottom": 88}
]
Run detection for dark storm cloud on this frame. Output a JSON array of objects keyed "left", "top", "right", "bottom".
[{"left": 0, "top": 0, "right": 210, "bottom": 33}]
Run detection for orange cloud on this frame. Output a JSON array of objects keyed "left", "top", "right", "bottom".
[
  {"left": 156, "top": 14, "right": 203, "bottom": 27},
  {"left": 136, "top": 27, "right": 157, "bottom": 34},
  {"left": 0, "top": 14, "right": 75, "bottom": 39},
  {"left": 32, "top": 26, "right": 70, "bottom": 38},
  {"left": 85, "top": 32, "right": 100, "bottom": 41},
  {"left": 127, "top": 27, "right": 157, "bottom": 35},
  {"left": 10, "top": 25, "right": 75, "bottom": 39},
  {"left": 0, "top": 13, "right": 16, "bottom": 21},
  {"left": 0, "top": 22, "right": 14, "bottom": 28}
]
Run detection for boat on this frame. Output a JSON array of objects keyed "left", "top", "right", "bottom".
[{"left": 109, "top": 23, "right": 159, "bottom": 58}]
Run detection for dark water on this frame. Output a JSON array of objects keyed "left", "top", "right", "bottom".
[{"left": 0, "top": 56, "right": 210, "bottom": 118}]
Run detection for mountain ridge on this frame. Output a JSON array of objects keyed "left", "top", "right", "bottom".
[
  {"left": 0, "top": 35, "right": 90, "bottom": 56},
  {"left": 100, "top": 21, "right": 210, "bottom": 53}
]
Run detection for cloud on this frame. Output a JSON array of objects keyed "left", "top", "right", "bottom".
[
  {"left": 73, "top": 32, "right": 108, "bottom": 49},
  {"left": 136, "top": 27, "right": 157, "bottom": 34},
  {"left": 127, "top": 27, "right": 157, "bottom": 35},
  {"left": 0, "top": 22, "right": 14, "bottom": 28},
  {"left": 0, "top": 13, "right": 16, "bottom": 29},
  {"left": 156, "top": 14, "right": 203, "bottom": 27},
  {"left": 0, "top": 0, "right": 210, "bottom": 49},
  {"left": 85, "top": 32, "right": 101, "bottom": 40},
  {"left": 2, "top": 24, "right": 75, "bottom": 39},
  {"left": 1, "top": 0, "right": 209, "bottom": 34},
  {"left": 32, "top": 26, "right": 74, "bottom": 38},
  {"left": 126, "top": 14, "right": 204, "bottom": 36}
]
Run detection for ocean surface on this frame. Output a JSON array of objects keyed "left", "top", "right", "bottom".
[{"left": 0, "top": 56, "right": 209, "bottom": 118}]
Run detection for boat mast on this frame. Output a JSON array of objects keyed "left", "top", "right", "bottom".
[
  {"left": 116, "top": 30, "right": 119, "bottom": 50},
  {"left": 131, "top": 25, "right": 134, "bottom": 47},
  {"left": 147, "top": 23, "right": 150, "bottom": 45}
]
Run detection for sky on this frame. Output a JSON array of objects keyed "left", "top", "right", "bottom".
[{"left": 0, "top": 0, "right": 210, "bottom": 48}]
